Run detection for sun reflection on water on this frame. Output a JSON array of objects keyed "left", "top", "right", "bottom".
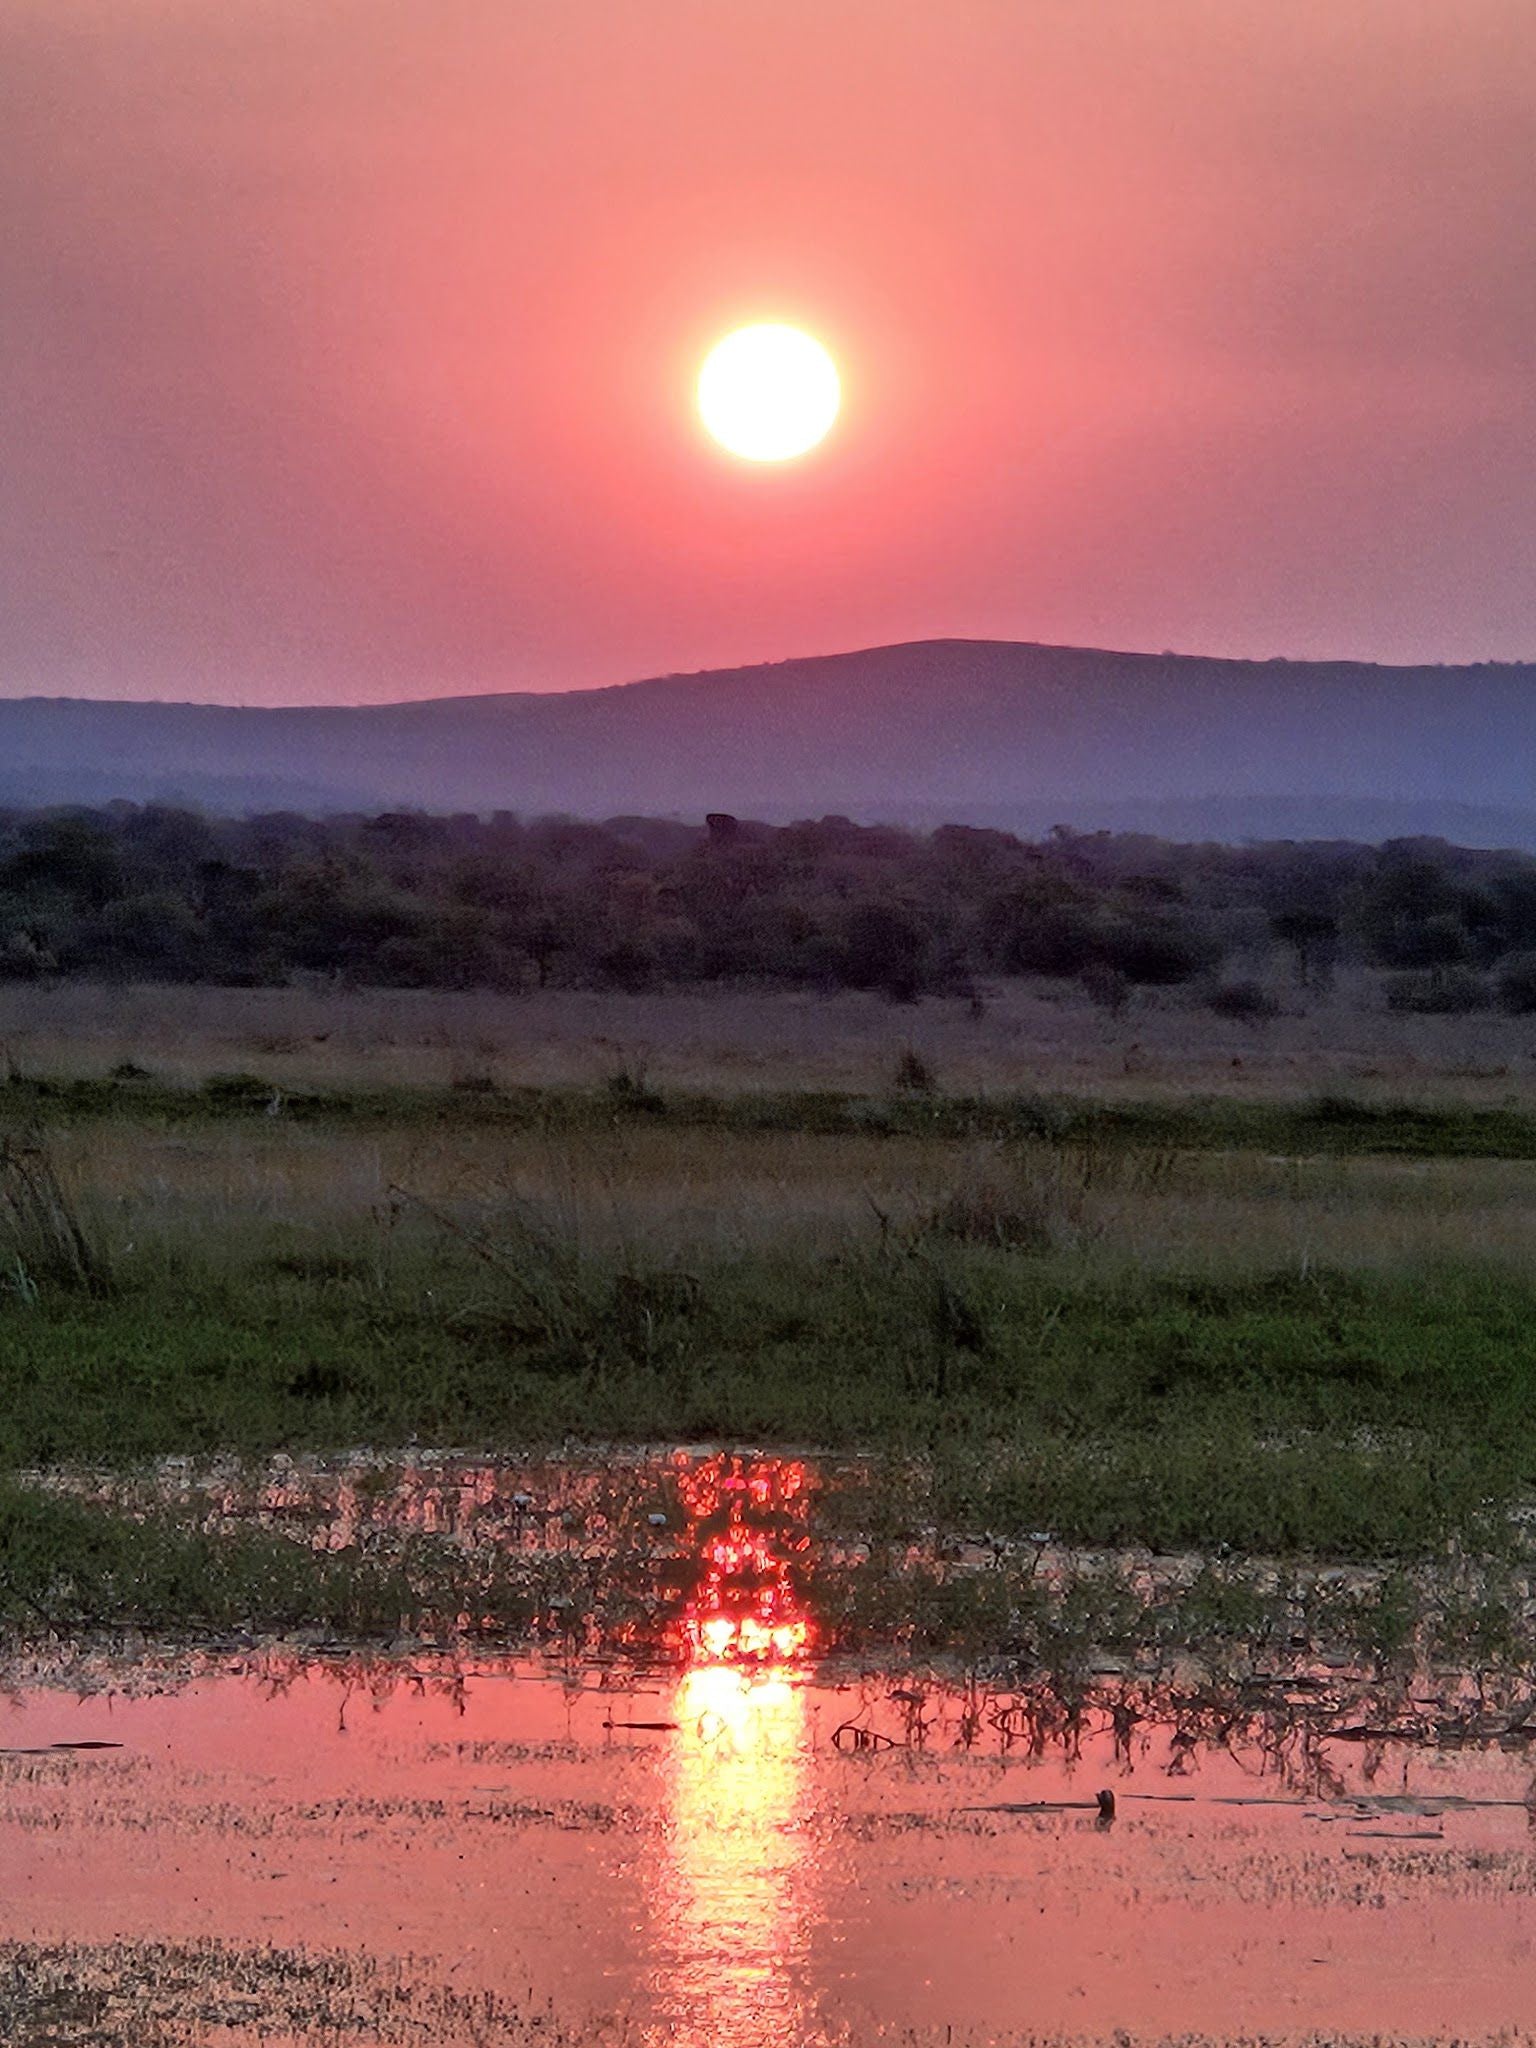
[
  {"left": 649, "top": 1663, "right": 815, "bottom": 2048},
  {"left": 645, "top": 1454, "right": 819, "bottom": 2048},
  {"left": 674, "top": 1452, "right": 814, "bottom": 1666}
]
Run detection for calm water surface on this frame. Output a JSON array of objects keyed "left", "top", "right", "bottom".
[{"left": 4, "top": 1453, "right": 1534, "bottom": 2044}]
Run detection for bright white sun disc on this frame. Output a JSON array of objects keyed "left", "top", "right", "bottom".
[{"left": 698, "top": 323, "right": 840, "bottom": 462}]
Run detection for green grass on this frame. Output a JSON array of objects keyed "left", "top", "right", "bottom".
[
  {"left": 3, "top": 1238, "right": 1534, "bottom": 1560},
  {"left": 0, "top": 1478, "right": 446, "bottom": 1640},
  {"left": 6, "top": 1075, "right": 1536, "bottom": 1653},
  {"left": 12, "top": 1066, "right": 1536, "bottom": 1158},
  {"left": 5, "top": 1463, "right": 1530, "bottom": 1678}
]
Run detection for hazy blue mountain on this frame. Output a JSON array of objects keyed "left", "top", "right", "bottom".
[{"left": 3, "top": 639, "right": 1535, "bottom": 845}]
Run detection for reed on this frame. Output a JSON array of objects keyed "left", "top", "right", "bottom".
[{"left": 0, "top": 1130, "right": 105, "bottom": 1299}]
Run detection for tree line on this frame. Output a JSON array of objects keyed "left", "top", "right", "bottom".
[{"left": 4, "top": 802, "right": 1536, "bottom": 1012}]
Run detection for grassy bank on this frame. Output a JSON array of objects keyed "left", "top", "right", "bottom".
[
  {"left": 5, "top": 1458, "right": 1532, "bottom": 1679},
  {"left": 5, "top": 1072, "right": 1536, "bottom": 1649},
  {"left": 4, "top": 1223, "right": 1535, "bottom": 1556},
  {"left": 12, "top": 1064, "right": 1536, "bottom": 1158}
]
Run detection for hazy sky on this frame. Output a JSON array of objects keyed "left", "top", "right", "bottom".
[{"left": 4, "top": 0, "right": 1534, "bottom": 702}]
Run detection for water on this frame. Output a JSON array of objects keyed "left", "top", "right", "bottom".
[
  {"left": 4, "top": 1654, "right": 1536, "bottom": 2044},
  {"left": 4, "top": 1451, "right": 1535, "bottom": 2044}
]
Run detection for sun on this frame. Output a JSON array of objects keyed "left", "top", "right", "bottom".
[{"left": 697, "top": 323, "right": 840, "bottom": 463}]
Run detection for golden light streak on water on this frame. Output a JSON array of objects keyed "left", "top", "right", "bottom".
[{"left": 644, "top": 1662, "right": 818, "bottom": 2048}]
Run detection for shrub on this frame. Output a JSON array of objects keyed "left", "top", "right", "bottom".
[
  {"left": 1497, "top": 952, "right": 1536, "bottom": 1014},
  {"left": 1383, "top": 968, "right": 1489, "bottom": 1015},
  {"left": 891, "top": 1048, "right": 937, "bottom": 1094},
  {"left": 1079, "top": 962, "right": 1130, "bottom": 1015},
  {"left": 1207, "top": 979, "right": 1282, "bottom": 1024},
  {"left": 200, "top": 1071, "right": 275, "bottom": 1109}
]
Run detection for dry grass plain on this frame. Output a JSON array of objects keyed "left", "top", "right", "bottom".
[
  {"left": 39, "top": 1115, "right": 1536, "bottom": 1277},
  {"left": 4, "top": 975, "right": 1536, "bottom": 1105},
  {"left": 7, "top": 969, "right": 1536, "bottom": 1282}
]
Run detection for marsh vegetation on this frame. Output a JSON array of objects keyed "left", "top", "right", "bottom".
[{"left": 2, "top": 994, "right": 1535, "bottom": 1665}]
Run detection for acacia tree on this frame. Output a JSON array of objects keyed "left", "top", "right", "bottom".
[{"left": 1270, "top": 908, "right": 1339, "bottom": 990}]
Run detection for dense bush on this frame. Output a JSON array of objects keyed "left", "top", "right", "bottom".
[
  {"left": 1384, "top": 967, "right": 1490, "bottom": 1014},
  {"left": 3, "top": 802, "right": 1536, "bottom": 999},
  {"left": 1497, "top": 951, "right": 1536, "bottom": 1014},
  {"left": 1206, "top": 979, "right": 1283, "bottom": 1023}
]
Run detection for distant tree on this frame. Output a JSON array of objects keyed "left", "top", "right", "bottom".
[
  {"left": 76, "top": 891, "right": 205, "bottom": 980},
  {"left": 836, "top": 901, "right": 931, "bottom": 1001},
  {"left": 1383, "top": 967, "right": 1488, "bottom": 1015},
  {"left": 0, "top": 929, "right": 54, "bottom": 980},
  {"left": 1207, "top": 979, "right": 1282, "bottom": 1025},
  {"left": 1497, "top": 952, "right": 1536, "bottom": 1014},
  {"left": 1270, "top": 908, "right": 1339, "bottom": 990},
  {"left": 593, "top": 938, "right": 657, "bottom": 992},
  {"left": 1392, "top": 912, "right": 1471, "bottom": 975},
  {"left": 1079, "top": 962, "right": 1130, "bottom": 1016},
  {"left": 1490, "top": 868, "right": 1536, "bottom": 952},
  {"left": 1353, "top": 853, "right": 1464, "bottom": 967},
  {"left": 1, "top": 817, "right": 125, "bottom": 910},
  {"left": 1095, "top": 914, "right": 1221, "bottom": 986},
  {"left": 526, "top": 913, "right": 569, "bottom": 989},
  {"left": 5, "top": 799, "right": 1536, "bottom": 1003},
  {"left": 980, "top": 881, "right": 1097, "bottom": 977}
]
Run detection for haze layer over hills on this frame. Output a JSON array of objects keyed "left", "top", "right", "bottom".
[{"left": 3, "top": 640, "right": 1534, "bottom": 846}]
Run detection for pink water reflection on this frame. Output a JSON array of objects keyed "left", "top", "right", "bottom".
[
  {"left": 7, "top": 1443, "right": 1536, "bottom": 2041},
  {"left": 645, "top": 1666, "right": 817, "bottom": 2048},
  {"left": 4, "top": 1653, "right": 1536, "bottom": 2043}
]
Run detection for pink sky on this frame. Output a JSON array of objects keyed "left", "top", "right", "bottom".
[{"left": 3, "top": 0, "right": 1534, "bottom": 703}]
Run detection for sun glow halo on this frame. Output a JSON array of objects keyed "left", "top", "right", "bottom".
[{"left": 697, "top": 323, "right": 840, "bottom": 462}]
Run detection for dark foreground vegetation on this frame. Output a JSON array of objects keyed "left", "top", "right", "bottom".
[{"left": 8, "top": 801, "right": 1536, "bottom": 1013}]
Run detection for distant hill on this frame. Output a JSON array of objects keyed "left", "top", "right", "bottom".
[{"left": 4, "top": 639, "right": 1536, "bottom": 846}]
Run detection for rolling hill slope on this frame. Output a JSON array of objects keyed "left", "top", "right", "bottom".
[{"left": 3, "top": 639, "right": 1534, "bottom": 844}]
